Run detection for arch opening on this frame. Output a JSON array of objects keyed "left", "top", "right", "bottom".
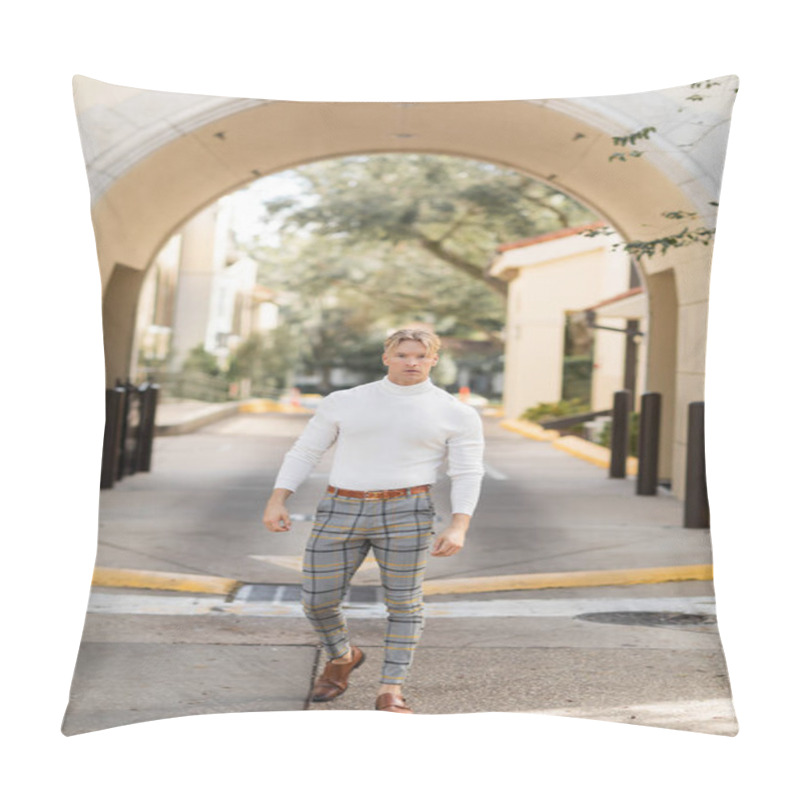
[
  {"left": 78, "top": 85, "right": 735, "bottom": 495},
  {"left": 134, "top": 151, "right": 650, "bottom": 455}
]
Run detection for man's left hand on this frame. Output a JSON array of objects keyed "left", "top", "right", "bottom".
[{"left": 430, "top": 526, "right": 466, "bottom": 557}]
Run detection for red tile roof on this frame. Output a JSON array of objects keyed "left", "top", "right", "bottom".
[
  {"left": 586, "top": 286, "right": 644, "bottom": 310},
  {"left": 496, "top": 221, "right": 607, "bottom": 253}
]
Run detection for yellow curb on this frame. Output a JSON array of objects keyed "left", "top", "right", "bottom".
[
  {"left": 552, "top": 435, "right": 639, "bottom": 475},
  {"left": 92, "top": 564, "right": 713, "bottom": 598},
  {"left": 92, "top": 567, "right": 241, "bottom": 596},
  {"left": 239, "top": 399, "right": 283, "bottom": 413},
  {"left": 500, "top": 419, "right": 560, "bottom": 442},
  {"left": 421, "top": 564, "right": 713, "bottom": 596},
  {"left": 239, "top": 399, "right": 313, "bottom": 414},
  {"left": 500, "top": 420, "right": 638, "bottom": 475}
]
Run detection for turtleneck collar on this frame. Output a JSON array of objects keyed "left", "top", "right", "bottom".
[{"left": 379, "top": 376, "right": 435, "bottom": 396}]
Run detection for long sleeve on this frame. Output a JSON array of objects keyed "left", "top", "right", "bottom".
[
  {"left": 446, "top": 407, "right": 485, "bottom": 516},
  {"left": 273, "top": 396, "right": 340, "bottom": 492}
]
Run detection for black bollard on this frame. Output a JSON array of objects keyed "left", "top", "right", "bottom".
[
  {"left": 117, "top": 380, "right": 143, "bottom": 479},
  {"left": 684, "top": 401, "right": 710, "bottom": 528},
  {"left": 128, "top": 383, "right": 145, "bottom": 473},
  {"left": 636, "top": 392, "right": 661, "bottom": 495},
  {"left": 101, "top": 387, "right": 126, "bottom": 489},
  {"left": 609, "top": 389, "right": 631, "bottom": 478},
  {"left": 137, "top": 383, "right": 159, "bottom": 472}
]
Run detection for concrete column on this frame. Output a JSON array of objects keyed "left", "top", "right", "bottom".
[
  {"left": 643, "top": 269, "right": 678, "bottom": 489},
  {"left": 102, "top": 263, "right": 148, "bottom": 387},
  {"left": 169, "top": 204, "right": 219, "bottom": 370}
]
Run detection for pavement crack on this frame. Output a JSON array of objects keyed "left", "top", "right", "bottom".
[{"left": 303, "top": 645, "right": 322, "bottom": 710}]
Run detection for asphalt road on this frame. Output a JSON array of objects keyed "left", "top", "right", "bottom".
[
  {"left": 93, "top": 412, "right": 713, "bottom": 584},
  {"left": 62, "top": 412, "right": 736, "bottom": 736}
]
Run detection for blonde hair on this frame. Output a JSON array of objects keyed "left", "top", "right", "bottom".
[{"left": 383, "top": 328, "right": 442, "bottom": 357}]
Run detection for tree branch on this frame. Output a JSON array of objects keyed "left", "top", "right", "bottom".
[
  {"left": 518, "top": 193, "right": 571, "bottom": 228},
  {"left": 387, "top": 291, "right": 504, "bottom": 345},
  {"left": 417, "top": 236, "right": 508, "bottom": 297}
]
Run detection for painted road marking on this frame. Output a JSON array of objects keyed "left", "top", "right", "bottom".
[{"left": 86, "top": 591, "right": 715, "bottom": 619}]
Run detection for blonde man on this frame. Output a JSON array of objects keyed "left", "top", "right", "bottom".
[{"left": 263, "top": 329, "right": 484, "bottom": 713}]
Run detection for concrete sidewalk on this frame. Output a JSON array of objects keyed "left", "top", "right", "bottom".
[
  {"left": 62, "top": 405, "right": 736, "bottom": 736},
  {"left": 155, "top": 397, "right": 312, "bottom": 435}
]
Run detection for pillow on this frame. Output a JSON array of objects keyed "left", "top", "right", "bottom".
[{"left": 63, "top": 74, "right": 739, "bottom": 736}]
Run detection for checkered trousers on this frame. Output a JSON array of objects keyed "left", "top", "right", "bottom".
[{"left": 301, "top": 486, "right": 436, "bottom": 685}]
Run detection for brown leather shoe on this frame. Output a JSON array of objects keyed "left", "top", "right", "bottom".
[
  {"left": 375, "top": 693, "right": 413, "bottom": 713},
  {"left": 310, "top": 647, "right": 366, "bottom": 702}
]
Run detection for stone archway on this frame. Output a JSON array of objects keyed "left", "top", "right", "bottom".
[{"left": 74, "top": 75, "right": 737, "bottom": 497}]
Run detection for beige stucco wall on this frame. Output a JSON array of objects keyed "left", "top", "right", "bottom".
[
  {"left": 168, "top": 204, "right": 220, "bottom": 371},
  {"left": 132, "top": 233, "right": 181, "bottom": 373},
  {"left": 591, "top": 312, "right": 647, "bottom": 412},
  {"left": 72, "top": 75, "right": 737, "bottom": 497},
  {"left": 493, "top": 234, "right": 631, "bottom": 420}
]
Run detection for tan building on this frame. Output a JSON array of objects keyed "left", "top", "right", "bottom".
[
  {"left": 132, "top": 194, "right": 279, "bottom": 382},
  {"left": 586, "top": 286, "right": 647, "bottom": 412},
  {"left": 490, "top": 224, "right": 645, "bottom": 420}
]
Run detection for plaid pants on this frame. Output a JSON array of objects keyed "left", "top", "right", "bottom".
[{"left": 301, "top": 486, "right": 436, "bottom": 685}]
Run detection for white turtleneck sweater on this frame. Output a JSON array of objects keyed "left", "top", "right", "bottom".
[{"left": 274, "top": 376, "right": 485, "bottom": 515}]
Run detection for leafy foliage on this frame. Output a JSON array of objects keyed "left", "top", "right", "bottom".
[
  {"left": 620, "top": 227, "right": 715, "bottom": 258},
  {"left": 599, "top": 411, "right": 640, "bottom": 457},
  {"left": 227, "top": 326, "right": 302, "bottom": 394},
  {"left": 581, "top": 209, "right": 716, "bottom": 258},
  {"left": 242, "top": 154, "right": 595, "bottom": 384},
  {"left": 520, "top": 398, "right": 590, "bottom": 423},
  {"left": 609, "top": 150, "right": 644, "bottom": 162},
  {"left": 257, "top": 154, "right": 596, "bottom": 300},
  {"left": 181, "top": 343, "right": 221, "bottom": 377},
  {"left": 596, "top": 78, "right": 732, "bottom": 256},
  {"left": 612, "top": 127, "right": 657, "bottom": 148},
  {"left": 687, "top": 79, "right": 723, "bottom": 101}
]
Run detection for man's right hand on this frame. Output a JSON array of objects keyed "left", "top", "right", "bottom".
[{"left": 263, "top": 489, "right": 293, "bottom": 532}]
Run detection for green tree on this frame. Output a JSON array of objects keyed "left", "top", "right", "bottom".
[
  {"left": 181, "top": 343, "right": 220, "bottom": 377},
  {"left": 252, "top": 223, "right": 509, "bottom": 346},
  {"left": 259, "top": 154, "right": 596, "bottom": 300},
  {"left": 293, "top": 306, "right": 388, "bottom": 393},
  {"left": 227, "top": 326, "right": 302, "bottom": 395},
  {"left": 245, "top": 154, "right": 596, "bottom": 357}
]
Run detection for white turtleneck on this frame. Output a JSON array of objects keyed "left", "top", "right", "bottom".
[{"left": 273, "top": 376, "right": 485, "bottom": 515}]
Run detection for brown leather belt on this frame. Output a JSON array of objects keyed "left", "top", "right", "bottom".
[{"left": 327, "top": 484, "right": 430, "bottom": 500}]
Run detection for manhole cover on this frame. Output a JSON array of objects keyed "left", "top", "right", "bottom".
[{"left": 575, "top": 611, "right": 717, "bottom": 629}]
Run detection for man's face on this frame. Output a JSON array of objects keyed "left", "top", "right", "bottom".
[{"left": 382, "top": 340, "right": 439, "bottom": 385}]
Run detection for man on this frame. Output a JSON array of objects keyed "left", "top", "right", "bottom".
[{"left": 262, "top": 328, "right": 484, "bottom": 713}]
